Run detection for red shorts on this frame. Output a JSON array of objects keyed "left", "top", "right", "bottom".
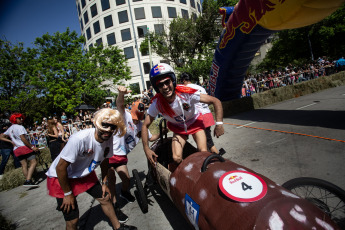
[
  {"left": 46, "top": 171, "right": 99, "bottom": 198},
  {"left": 167, "top": 115, "right": 205, "bottom": 135},
  {"left": 202, "top": 113, "right": 215, "bottom": 128},
  {"left": 13, "top": 146, "right": 34, "bottom": 157},
  {"left": 109, "top": 155, "right": 128, "bottom": 165}
]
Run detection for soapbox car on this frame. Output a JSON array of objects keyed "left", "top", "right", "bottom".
[{"left": 132, "top": 119, "right": 345, "bottom": 229}]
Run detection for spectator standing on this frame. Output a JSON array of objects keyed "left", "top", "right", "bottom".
[
  {"left": 0, "top": 123, "right": 21, "bottom": 180},
  {"left": 47, "top": 118, "right": 61, "bottom": 161},
  {"left": 0, "top": 113, "right": 39, "bottom": 187},
  {"left": 54, "top": 116, "right": 66, "bottom": 151},
  {"left": 61, "top": 112, "right": 68, "bottom": 125}
]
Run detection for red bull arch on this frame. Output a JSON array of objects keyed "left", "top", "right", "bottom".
[{"left": 210, "top": 0, "right": 345, "bottom": 101}]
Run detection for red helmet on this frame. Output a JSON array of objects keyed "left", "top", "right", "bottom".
[{"left": 9, "top": 113, "right": 25, "bottom": 124}]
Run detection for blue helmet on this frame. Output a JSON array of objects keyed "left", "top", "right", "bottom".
[{"left": 149, "top": 63, "right": 176, "bottom": 93}]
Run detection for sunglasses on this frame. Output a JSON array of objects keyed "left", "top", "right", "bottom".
[
  {"left": 157, "top": 78, "right": 172, "bottom": 88},
  {"left": 17, "top": 117, "right": 23, "bottom": 120},
  {"left": 101, "top": 122, "right": 117, "bottom": 130}
]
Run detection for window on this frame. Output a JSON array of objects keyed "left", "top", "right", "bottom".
[
  {"left": 190, "top": 0, "right": 195, "bottom": 8},
  {"left": 91, "top": 4, "right": 98, "bottom": 17},
  {"left": 77, "top": 3, "right": 81, "bottom": 16},
  {"left": 89, "top": 44, "right": 93, "bottom": 50},
  {"left": 181, "top": 9, "right": 189, "bottom": 19},
  {"left": 93, "top": 21, "right": 100, "bottom": 34},
  {"left": 101, "top": 0, "right": 110, "bottom": 11},
  {"left": 151, "top": 6, "right": 162, "bottom": 18},
  {"left": 116, "top": 0, "right": 125, "bottom": 6},
  {"left": 166, "top": 0, "right": 174, "bottom": 1},
  {"left": 86, "top": 27, "right": 91, "bottom": 40},
  {"left": 83, "top": 11, "right": 89, "bottom": 24},
  {"left": 80, "top": 19, "right": 84, "bottom": 30},
  {"left": 107, "top": 33, "right": 116, "bottom": 45},
  {"left": 134, "top": 7, "right": 145, "bottom": 20},
  {"left": 143, "top": 62, "right": 151, "bottom": 74},
  {"left": 81, "top": 0, "right": 86, "bottom": 8},
  {"left": 180, "top": 0, "right": 186, "bottom": 4},
  {"left": 137, "top": 25, "right": 147, "bottom": 38},
  {"left": 167, "top": 7, "right": 177, "bottom": 18},
  {"left": 121, "top": 28, "right": 131, "bottom": 41},
  {"left": 197, "top": 2, "right": 201, "bottom": 13},
  {"left": 124, "top": 46, "right": 134, "bottom": 59},
  {"left": 104, "top": 15, "right": 113, "bottom": 28},
  {"left": 154, "top": 24, "right": 164, "bottom": 34},
  {"left": 133, "top": 0, "right": 142, "bottom": 2},
  {"left": 96, "top": 38, "right": 103, "bottom": 46},
  {"left": 118, "top": 10, "right": 129, "bottom": 23}
]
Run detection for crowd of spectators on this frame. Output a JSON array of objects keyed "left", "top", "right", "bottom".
[{"left": 240, "top": 57, "right": 341, "bottom": 97}]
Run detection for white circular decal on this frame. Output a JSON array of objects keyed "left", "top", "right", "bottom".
[{"left": 219, "top": 170, "right": 267, "bottom": 202}]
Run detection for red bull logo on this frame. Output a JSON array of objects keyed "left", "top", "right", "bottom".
[
  {"left": 153, "top": 65, "right": 166, "bottom": 74},
  {"left": 228, "top": 175, "right": 243, "bottom": 184},
  {"left": 219, "top": 0, "right": 286, "bottom": 49},
  {"left": 209, "top": 62, "right": 219, "bottom": 96}
]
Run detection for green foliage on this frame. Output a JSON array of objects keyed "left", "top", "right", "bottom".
[
  {"left": 259, "top": 4, "right": 345, "bottom": 70},
  {"left": 0, "top": 28, "right": 131, "bottom": 122}
]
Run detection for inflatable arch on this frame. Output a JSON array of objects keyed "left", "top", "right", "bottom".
[{"left": 209, "top": 0, "right": 345, "bottom": 101}]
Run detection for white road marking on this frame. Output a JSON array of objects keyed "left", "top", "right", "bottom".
[
  {"left": 296, "top": 103, "right": 317, "bottom": 110},
  {"left": 236, "top": 122, "right": 257, "bottom": 129},
  {"left": 268, "top": 138, "right": 286, "bottom": 145}
]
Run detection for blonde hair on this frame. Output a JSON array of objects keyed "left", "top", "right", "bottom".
[{"left": 93, "top": 108, "right": 126, "bottom": 137}]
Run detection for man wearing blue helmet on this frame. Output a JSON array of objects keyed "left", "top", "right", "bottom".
[{"left": 142, "top": 63, "right": 224, "bottom": 171}]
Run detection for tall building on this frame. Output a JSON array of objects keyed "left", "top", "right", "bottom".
[{"left": 75, "top": 0, "right": 202, "bottom": 94}]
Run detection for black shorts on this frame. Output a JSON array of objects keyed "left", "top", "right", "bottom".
[
  {"left": 17, "top": 152, "right": 36, "bottom": 161},
  {"left": 205, "top": 127, "right": 214, "bottom": 150},
  {"left": 56, "top": 182, "right": 103, "bottom": 221}
]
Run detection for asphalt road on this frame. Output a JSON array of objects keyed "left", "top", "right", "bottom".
[{"left": 0, "top": 85, "right": 344, "bottom": 230}]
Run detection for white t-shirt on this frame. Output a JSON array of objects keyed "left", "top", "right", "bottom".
[
  {"left": 147, "top": 91, "right": 201, "bottom": 128},
  {"left": 46, "top": 128, "right": 113, "bottom": 178},
  {"left": 113, "top": 111, "right": 152, "bottom": 156},
  {"left": 186, "top": 83, "right": 211, "bottom": 115},
  {"left": 4, "top": 124, "right": 27, "bottom": 150}
]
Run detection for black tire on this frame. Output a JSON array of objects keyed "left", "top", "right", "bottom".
[
  {"left": 132, "top": 169, "right": 148, "bottom": 213},
  {"left": 282, "top": 177, "right": 345, "bottom": 229}
]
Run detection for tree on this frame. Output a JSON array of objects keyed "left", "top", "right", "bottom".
[
  {"left": 29, "top": 28, "right": 131, "bottom": 115},
  {"left": 258, "top": 4, "right": 345, "bottom": 70},
  {"left": 0, "top": 28, "right": 131, "bottom": 123}
]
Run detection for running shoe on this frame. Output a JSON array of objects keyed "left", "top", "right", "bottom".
[
  {"left": 118, "top": 223, "right": 137, "bottom": 230},
  {"left": 120, "top": 190, "right": 135, "bottom": 203},
  {"left": 23, "top": 180, "right": 39, "bottom": 188},
  {"left": 114, "top": 203, "right": 128, "bottom": 223}
]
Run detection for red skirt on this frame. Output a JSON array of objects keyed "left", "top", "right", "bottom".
[
  {"left": 167, "top": 115, "right": 205, "bottom": 135},
  {"left": 202, "top": 113, "right": 215, "bottom": 128},
  {"left": 13, "top": 146, "right": 34, "bottom": 157},
  {"left": 109, "top": 155, "right": 128, "bottom": 164},
  {"left": 46, "top": 171, "right": 99, "bottom": 198}
]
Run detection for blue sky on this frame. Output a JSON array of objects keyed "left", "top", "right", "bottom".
[{"left": 0, "top": 0, "right": 81, "bottom": 48}]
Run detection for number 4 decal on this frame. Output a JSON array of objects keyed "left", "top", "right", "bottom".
[{"left": 241, "top": 182, "right": 252, "bottom": 191}]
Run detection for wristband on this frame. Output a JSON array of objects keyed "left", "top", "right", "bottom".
[
  {"left": 64, "top": 191, "right": 72, "bottom": 196},
  {"left": 101, "top": 181, "right": 108, "bottom": 186},
  {"left": 216, "top": 122, "right": 223, "bottom": 125},
  {"left": 31, "top": 146, "right": 35, "bottom": 149}
]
